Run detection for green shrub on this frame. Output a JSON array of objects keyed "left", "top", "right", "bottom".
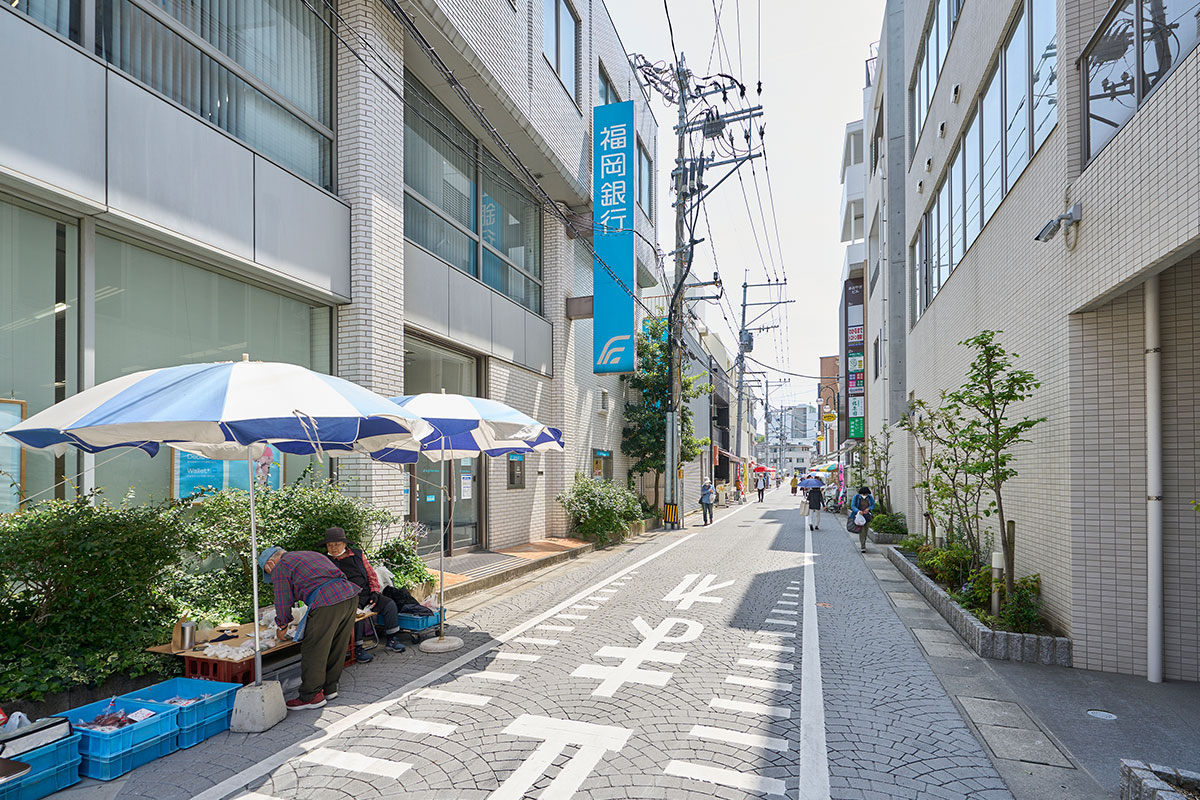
[
  {"left": 917, "top": 541, "right": 975, "bottom": 588},
  {"left": 870, "top": 511, "right": 909, "bottom": 537},
  {"left": 364, "top": 522, "right": 435, "bottom": 589},
  {"left": 1000, "top": 574, "right": 1043, "bottom": 633},
  {"left": 556, "top": 473, "right": 641, "bottom": 547},
  {"left": 0, "top": 493, "right": 189, "bottom": 702},
  {"left": 957, "top": 565, "right": 996, "bottom": 611},
  {"left": 896, "top": 534, "right": 926, "bottom": 553}
]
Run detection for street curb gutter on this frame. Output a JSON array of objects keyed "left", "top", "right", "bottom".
[
  {"left": 441, "top": 541, "right": 596, "bottom": 602},
  {"left": 1120, "top": 760, "right": 1200, "bottom": 800},
  {"left": 885, "top": 545, "right": 1072, "bottom": 667}
]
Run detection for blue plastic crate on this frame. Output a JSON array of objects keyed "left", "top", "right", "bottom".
[
  {"left": 0, "top": 733, "right": 81, "bottom": 800},
  {"left": 177, "top": 712, "right": 231, "bottom": 749},
  {"left": 54, "top": 698, "right": 178, "bottom": 759},
  {"left": 0, "top": 757, "right": 81, "bottom": 800},
  {"left": 119, "top": 677, "right": 240, "bottom": 729},
  {"left": 396, "top": 607, "right": 442, "bottom": 632},
  {"left": 78, "top": 731, "right": 177, "bottom": 782}
]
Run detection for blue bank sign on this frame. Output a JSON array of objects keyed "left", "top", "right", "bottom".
[{"left": 592, "top": 101, "right": 636, "bottom": 374}]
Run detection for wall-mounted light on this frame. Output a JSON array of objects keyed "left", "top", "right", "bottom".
[{"left": 1034, "top": 203, "right": 1083, "bottom": 242}]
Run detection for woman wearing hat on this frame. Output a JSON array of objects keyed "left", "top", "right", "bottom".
[
  {"left": 323, "top": 527, "right": 407, "bottom": 658},
  {"left": 259, "top": 545, "right": 360, "bottom": 710}
]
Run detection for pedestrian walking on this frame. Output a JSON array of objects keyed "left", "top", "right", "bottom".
[
  {"left": 806, "top": 481, "right": 824, "bottom": 530},
  {"left": 700, "top": 478, "right": 715, "bottom": 525},
  {"left": 850, "top": 485, "right": 876, "bottom": 553},
  {"left": 755, "top": 472, "right": 768, "bottom": 502},
  {"left": 790, "top": 474, "right": 799, "bottom": 496},
  {"left": 260, "top": 546, "right": 360, "bottom": 710}
]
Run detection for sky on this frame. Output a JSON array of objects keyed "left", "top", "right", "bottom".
[{"left": 605, "top": 0, "right": 888, "bottom": 410}]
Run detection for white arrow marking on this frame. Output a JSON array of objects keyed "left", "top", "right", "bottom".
[
  {"left": 572, "top": 616, "right": 701, "bottom": 697},
  {"left": 662, "top": 574, "right": 736, "bottom": 610},
  {"left": 488, "top": 715, "right": 632, "bottom": 800}
]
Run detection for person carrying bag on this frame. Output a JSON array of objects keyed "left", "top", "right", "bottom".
[
  {"left": 699, "top": 478, "right": 715, "bottom": 526},
  {"left": 848, "top": 486, "right": 876, "bottom": 553}
]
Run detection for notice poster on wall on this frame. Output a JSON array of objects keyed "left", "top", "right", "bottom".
[
  {"left": 460, "top": 472, "right": 473, "bottom": 500},
  {"left": 0, "top": 400, "right": 24, "bottom": 513}
]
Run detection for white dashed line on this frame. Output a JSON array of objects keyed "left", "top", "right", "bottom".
[
  {"left": 556, "top": 613, "right": 588, "bottom": 620},
  {"left": 586, "top": 596, "right": 611, "bottom": 603},
  {"left": 461, "top": 671, "right": 520, "bottom": 682},
  {"left": 536, "top": 624, "right": 575, "bottom": 632},
  {"left": 235, "top": 794, "right": 279, "bottom": 800},
  {"left": 770, "top": 609, "right": 799, "bottom": 615},
  {"left": 776, "top": 600, "right": 799, "bottom": 606},
  {"left": 738, "top": 658, "right": 793, "bottom": 671},
  {"left": 599, "top": 588, "right": 619, "bottom": 593},
  {"left": 688, "top": 724, "right": 789, "bottom": 751},
  {"left": 725, "top": 675, "right": 793, "bottom": 691},
  {"left": 782, "top": 593, "right": 800, "bottom": 598},
  {"left": 415, "top": 688, "right": 491, "bottom": 706},
  {"left": 495, "top": 653, "right": 541, "bottom": 662},
  {"left": 513, "top": 636, "right": 559, "bottom": 646},
  {"left": 572, "top": 604, "right": 600, "bottom": 610},
  {"left": 665, "top": 760, "right": 786, "bottom": 795},
  {"left": 369, "top": 717, "right": 456, "bottom": 737},
  {"left": 748, "top": 642, "right": 795, "bottom": 653},
  {"left": 755, "top": 631, "right": 795, "bottom": 639},
  {"left": 708, "top": 697, "right": 791, "bottom": 718},
  {"left": 765, "top": 618, "right": 798, "bottom": 626},
  {"left": 800, "top": 523, "right": 831, "bottom": 798},
  {"left": 300, "top": 748, "right": 412, "bottom": 779}
]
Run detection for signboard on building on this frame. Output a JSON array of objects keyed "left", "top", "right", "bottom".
[
  {"left": 844, "top": 278, "right": 865, "bottom": 439},
  {"left": 592, "top": 101, "right": 636, "bottom": 374}
]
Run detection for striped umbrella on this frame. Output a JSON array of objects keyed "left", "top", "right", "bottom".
[{"left": 3, "top": 359, "right": 433, "bottom": 684}]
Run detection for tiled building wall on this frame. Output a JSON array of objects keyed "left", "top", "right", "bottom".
[
  {"left": 487, "top": 359, "right": 554, "bottom": 551},
  {"left": 335, "top": 0, "right": 410, "bottom": 520}
]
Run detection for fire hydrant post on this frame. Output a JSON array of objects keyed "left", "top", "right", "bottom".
[{"left": 991, "top": 551, "right": 1004, "bottom": 617}]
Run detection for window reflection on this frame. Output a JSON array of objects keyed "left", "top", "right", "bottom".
[
  {"left": 1004, "top": 10, "right": 1029, "bottom": 186},
  {"left": 1086, "top": 0, "right": 1137, "bottom": 158},
  {"left": 1142, "top": 0, "right": 1200, "bottom": 96},
  {"left": 1031, "top": 0, "right": 1058, "bottom": 150},
  {"left": 963, "top": 111, "right": 981, "bottom": 247},
  {"left": 981, "top": 70, "right": 1003, "bottom": 224}
]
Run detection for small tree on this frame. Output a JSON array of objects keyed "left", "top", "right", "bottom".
[
  {"left": 621, "top": 317, "right": 709, "bottom": 505},
  {"left": 945, "top": 331, "right": 1044, "bottom": 594},
  {"left": 927, "top": 395, "right": 987, "bottom": 561},
  {"left": 864, "top": 427, "right": 894, "bottom": 513},
  {"left": 899, "top": 399, "right": 939, "bottom": 544}
]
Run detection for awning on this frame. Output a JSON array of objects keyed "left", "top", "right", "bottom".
[{"left": 717, "top": 447, "right": 742, "bottom": 464}]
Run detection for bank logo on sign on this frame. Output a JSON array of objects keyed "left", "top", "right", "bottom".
[
  {"left": 596, "top": 335, "right": 631, "bottom": 367},
  {"left": 593, "top": 101, "right": 636, "bottom": 374}
]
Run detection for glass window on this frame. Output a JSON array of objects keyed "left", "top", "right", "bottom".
[
  {"left": 543, "top": 0, "right": 579, "bottom": 102},
  {"left": 915, "top": 55, "right": 927, "bottom": 136},
  {"left": 405, "top": 195, "right": 478, "bottom": 276},
  {"left": 98, "top": 0, "right": 332, "bottom": 189},
  {"left": 403, "top": 77, "right": 477, "bottom": 232},
  {"left": 0, "top": 199, "right": 78, "bottom": 509},
  {"left": 952, "top": 145, "right": 965, "bottom": 265},
  {"left": 637, "top": 142, "right": 653, "bottom": 216},
  {"left": 937, "top": 0, "right": 950, "bottom": 70},
  {"left": 93, "top": 235, "right": 331, "bottom": 503},
  {"left": 1031, "top": 0, "right": 1058, "bottom": 150},
  {"left": 1004, "top": 9, "right": 1030, "bottom": 187},
  {"left": 1085, "top": 0, "right": 1136, "bottom": 159},
  {"left": 483, "top": 152, "right": 542, "bottom": 278},
  {"left": 11, "top": 0, "right": 79, "bottom": 41},
  {"left": 938, "top": 176, "right": 952, "bottom": 290},
  {"left": 912, "top": 233, "right": 923, "bottom": 322},
  {"left": 599, "top": 67, "right": 619, "bottom": 105},
  {"left": 1142, "top": 0, "right": 1200, "bottom": 97},
  {"left": 981, "top": 68, "right": 1003, "bottom": 223},
  {"left": 963, "top": 110, "right": 982, "bottom": 247}
]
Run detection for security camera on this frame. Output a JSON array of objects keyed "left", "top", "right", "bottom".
[{"left": 1034, "top": 203, "right": 1082, "bottom": 242}]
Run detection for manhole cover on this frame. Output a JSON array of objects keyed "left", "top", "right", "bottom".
[{"left": 1086, "top": 709, "right": 1117, "bottom": 720}]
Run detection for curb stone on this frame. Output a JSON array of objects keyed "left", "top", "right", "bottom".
[
  {"left": 884, "top": 546, "right": 1072, "bottom": 667},
  {"left": 1120, "top": 759, "right": 1200, "bottom": 800}
]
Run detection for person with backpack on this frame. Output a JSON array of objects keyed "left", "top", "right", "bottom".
[
  {"left": 699, "top": 478, "right": 715, "bottom": 525},
  {"left": 850, "top": 486, "right": 876, "bottom": 553}
]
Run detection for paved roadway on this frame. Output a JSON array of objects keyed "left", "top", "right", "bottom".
[{"left": 120, "top": 487, "right": 1013, "bottom": 799}]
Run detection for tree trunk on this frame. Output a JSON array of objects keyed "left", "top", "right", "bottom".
[
  {"left": 995, "top": 479, "right": 1014, "bottom": 595},
  {"left": 653, "top": 471, "right": 661, "bottom": 511}
]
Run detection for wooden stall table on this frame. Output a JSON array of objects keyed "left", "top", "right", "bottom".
[{"left": 148, "top": 611, "right": 376, "bottom": 686}]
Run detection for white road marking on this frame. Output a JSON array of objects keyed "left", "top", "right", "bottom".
[
  {"left": 708, "top": 697, "right": 791, "bottom": 718},
  {"left": 748, "top": 642, "right": 795, "bottom": 653},
  {"left": 536, "top": 624, "right": 575, "bottom": 632},
  {"left": 556, "top": 613, "right": 588, "bottom": 620},
  {"left": 489, "top": 715, "right": 632, "bottom": 800},
  {"left": 770, "top": 609, "right": 799, "bottom": 615},
  {"left": 572, "top": 604, "right": 601, "bottom": 610},
  {"left": 738, "top": 658, "right": 794, "bottom": 671},
  {"left": 599, "top": 588, "right": 619, "bottom": 593},
  {"left": 688, "top": 724, "right": 789, "bottom": 751},
  {"left": 495, "top": 652, "right": 540, "bottom": 662},
  {"left": 416, "top": 688, "right": 491, "bottom": 706},
  {"left": 776, "top": 600, "right": 799, "bottom": 606},
  {"left": 235, "top": 794, "right": 279, "bottom": 800},
  {"left": 573, "top": 617, "right": 700, "bottom": 696},
  {"left": 726, "top": 675, "right": 793, "bottom": 691},
  {"left": 800, "top": 524, "right": 831, "bottom": 798},
  {"left": 662, "top": 574, "right": 735, "bottom": 610},
  {"left": 765, "top": 618, "right": 798, "bottom": 626},
  {"left": 300, "top": 748, "right": 412, "bottom": 779},
  {"left": 755, "top": 631, "right": 795, "bottom": 639},
  {"left": 665, "top": 760, "right": 786, "bottom": 795},
  {"left": 461, "top": 671, "right": 520, "bottom": 682},
  {"left": 782, "top": 593, "right": 800, "bottom": 598},
  {"left": 513, "top": 636, "right": 559, "bottom": 646},
  {"left": 192, "top": 531, "right": 702, "bottom": 800},
  {"left": 370, "top": 716, "right": 456, "bottom": 737},
  {"left": 587, "top": 596, "right": 611, "bottom": 602}
]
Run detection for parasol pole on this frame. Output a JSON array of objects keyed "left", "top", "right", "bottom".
[
  {"left": 248, "top": 455, "right": 262, "bottom": 686},
  {"left": 438, "top": 434, "right": 445, "bottom": 640}
]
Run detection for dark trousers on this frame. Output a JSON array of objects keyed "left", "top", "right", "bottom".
[
  {"left": 299, "top": 595, "right": 357, "bottom": 702},
  {"left": 356, "top": 593, "right": 400, "bottom": 643},
  {"left": 757, "top": 488, "right": 765, "bottom": 501},
  {"left": 701, "top": 502, "right": 713, "bottom": 524}
]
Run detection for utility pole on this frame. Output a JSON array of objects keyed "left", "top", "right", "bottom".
[
  {"left": 763, "top": 378, "right": 789, "bottom": 474},
  {"left": 663, "top": 54, "right": 690, "bottom": 530},
  {"left": 734, "top": 280, "right": 793, "bottom": 499}
]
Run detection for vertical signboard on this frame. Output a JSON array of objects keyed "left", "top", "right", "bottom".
[
  {"left": 593, "top": 101, "right": 636, "bottom": 374},
  {"left": 844, "top": 278, "right": 865, "bottom": 439}
]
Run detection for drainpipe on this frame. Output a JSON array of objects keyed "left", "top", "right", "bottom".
[{"left": 1145, "top": 274, "right": 1163, "bottom": 684}]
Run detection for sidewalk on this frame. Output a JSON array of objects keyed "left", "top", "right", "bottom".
[
  {"left": 428, "top": 536, "right": 595, "bottom": 600},
  {"left": 860, "top": 535, "right": 1200, "bottom": 798}
]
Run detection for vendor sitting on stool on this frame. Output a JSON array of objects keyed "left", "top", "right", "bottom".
[
  {"left": 259, "top": 546, "right": 359, "bottom": 710},
  {"left": 323, "top": 527, "right": 406, "bottom": 659}
]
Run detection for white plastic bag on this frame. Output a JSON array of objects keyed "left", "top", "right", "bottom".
[{"left": 855, "top": 511, "right": 867, "bottom": 526}]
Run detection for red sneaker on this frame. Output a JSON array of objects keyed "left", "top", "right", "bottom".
[{"left": 286, "top": 691, "right": 326, "bottom": 710}]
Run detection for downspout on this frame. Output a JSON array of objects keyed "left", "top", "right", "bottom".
[{"left": 1145, "top": 274, "right": 1163, "bottom": 683}]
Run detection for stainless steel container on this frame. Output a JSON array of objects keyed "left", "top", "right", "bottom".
[{"left": 180, "top": 620, "right": 196, "bottom": 650}]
